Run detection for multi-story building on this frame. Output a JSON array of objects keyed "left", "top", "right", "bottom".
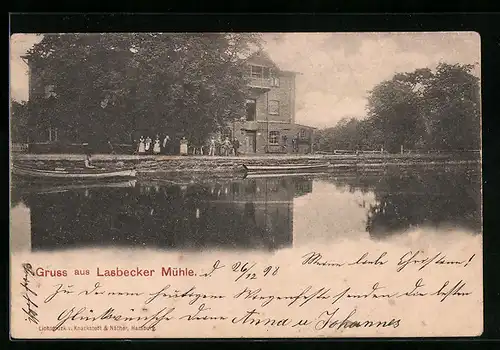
[{"left": 224, "top": 51, "right": 316, "bottom": 154}]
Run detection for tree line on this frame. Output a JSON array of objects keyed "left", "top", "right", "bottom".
[
  {"left": 316, "top": 63, "right": 481, "bottom": 153},
  {"left": 11, "top": 33, "right": 261, "bottom": 147}
]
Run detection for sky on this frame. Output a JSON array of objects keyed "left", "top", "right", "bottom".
[{"left": 10, "top": 32, "right": 480, "bottom": 129}]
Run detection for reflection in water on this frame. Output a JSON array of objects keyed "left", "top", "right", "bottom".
[
  {"left": 10, "top": 164, "right": 481, "bottom": 252},
  {"left": 10, "top": 202, "right": 31, "bottom": 252},
  {"left": 323, "top": 166, "right": 482, "bottom": 238},
  {"left": 13, "top": 178, "right": 313, "bottom": 251}
]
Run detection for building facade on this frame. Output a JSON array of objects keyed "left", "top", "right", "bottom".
[{"left": 224, "top": 51, "right": 316, "bottom": 154}]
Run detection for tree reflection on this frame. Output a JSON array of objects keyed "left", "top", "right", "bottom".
[
  {"left": 324, "top": 165, "right": 482, "bottom": 238},
  {"left": 10, "top": 187, "right": 23, "bottom": 208},
  {"left": 16, "top": 177, "right": 313, "bottom": 251}
]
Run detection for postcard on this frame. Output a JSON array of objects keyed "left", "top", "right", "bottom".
[{"left": 10, "top": 31, "right": 482, "bottom": 338}]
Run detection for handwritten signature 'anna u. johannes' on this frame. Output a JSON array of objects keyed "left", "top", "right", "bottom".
[{"left": 21, "top": 263, "right": 39, "bottom": 324}]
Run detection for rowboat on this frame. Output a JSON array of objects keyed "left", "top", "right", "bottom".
[
  {"left": 242, "top": 163, "right": 330, "bottom": 173},
  {"left": 243, "top": 172, "right": 329, "bottom": 179},
  {"left": 15, "top": 180, "right": 137, "bottom": 195},
  {"left": 11, "top": 165, "right": 137, "bottom": 180}
]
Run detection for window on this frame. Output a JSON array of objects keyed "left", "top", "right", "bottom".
[
  {"left": 263, "top": 67, "right": 270, "bottom": 78},
  {"left": 250, "top": 65, "right": 262, "bottom": 78},
  {"left": 269, "top": 131, "right": 280, "bottom": 145},
  {"left": 268, "top": 100, "right": 280, "bottom": 115},
  {"left": 245, "top": 99, "right": 256, "bottom": 121},
  {"left": 272, "top": 77, "right": 280, "bottom": 87},
  {"left": 249, "top": 65, "right": 270, "bottom": 78},
  {"left": 299, "top": 129, "right": 306, "bottom": 138},
  {"left": 48, "top": 127, "right": 58, "bottom": 142}
]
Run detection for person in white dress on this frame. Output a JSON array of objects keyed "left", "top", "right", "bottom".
[
  {"left": 223, "top": 137, "right": 231, "bottom": 156},
  {"left": 138, "top": 136, "right": 145, "bottom": 154},
  {"left": 145, "top": 136, "right": 152, "bottom": 154},
  {"left": 153, "top": 135, "right": 161, "bottom": 154},
  {"left": 208, "top": 137, "right": 216, "bottom": 156},
  {"left": 162, "top": 135, "right": 171, "bottom": 154},
  {"left": 180, "top": 137, "right": 188, "bottom": 155}
]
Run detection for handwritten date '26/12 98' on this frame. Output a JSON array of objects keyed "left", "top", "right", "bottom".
[{"left": 199, "top": 260, "right": 279, "bottom": 281}]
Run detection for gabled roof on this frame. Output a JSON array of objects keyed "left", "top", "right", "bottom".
[
  {"left": 245, "top": 50, "right": 300, "bottom": 75},
  {"left": 280, "top": 70, "right": 301, "bottom": 76},
  {"left": 295, "top": 123, "right": 318, "bottom": 130},
  {"left": 245, "top": 50, "right": 280, "bottom": 69}
]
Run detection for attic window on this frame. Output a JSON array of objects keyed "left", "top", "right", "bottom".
[{"left": 250, "top": 65, "right": 271, "bottom": 79}]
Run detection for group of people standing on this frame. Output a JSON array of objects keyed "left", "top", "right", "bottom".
[
  {"left": 208, "top": 137, "right": 240, "bottom": 156},
  {"left": 135, "top": 134, "right": 240, "bottom": 156},
  {"left": 133, "top": 133, "right": 307, "bottom": 156},
  {"left": 136, "top": 135, "right": 173, "bottom": 155}
]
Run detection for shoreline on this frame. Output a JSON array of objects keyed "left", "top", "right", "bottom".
[
  {"left": 11, "top": 152, "right": 480, "bottom": 161},
  {"left": 11, "top": 153, "right": 481, "bottom": 176}
]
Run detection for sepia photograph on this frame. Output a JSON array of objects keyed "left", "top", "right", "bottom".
[{"left": 10, "top": 31, "right": 482, "bottom": 338}]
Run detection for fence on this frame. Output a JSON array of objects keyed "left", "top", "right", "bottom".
[
  {"left": 332, "top": 149, "right": 385, "bottom": 155},
  {"left": 317, "top": 149, "right": 480, "bottom": 156},
  {"left": 22, "top": 142, "right": 135, "bottom": 154}
]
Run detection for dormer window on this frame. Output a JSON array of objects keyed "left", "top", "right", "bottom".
[{"left": 249, "top": 65, "right": 271, "bottom": 79}]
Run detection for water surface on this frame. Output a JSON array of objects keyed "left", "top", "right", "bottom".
[{"left": 10, "top": 164, "right": 482, "bottom": 252}]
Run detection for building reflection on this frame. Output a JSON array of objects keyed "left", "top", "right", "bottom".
[{"left": 18, "top": 177, "right": 313, "bottom": 251}]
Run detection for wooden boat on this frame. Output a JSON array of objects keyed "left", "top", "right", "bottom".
[
  {"left": 11, "top": 164, "right": 137, "bottom": 180},
  {"left": 16, "top": 180, "right": 137, "bottom": 195},
  {"left": 243, "top": 172, "right": 328, "bottom": 179},
  {"left": 242, "top": 163, "right": 330, "bottom": 173}
]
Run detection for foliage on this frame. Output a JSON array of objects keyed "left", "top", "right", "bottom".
[
  {"left": 24, "top": 33, "right": 262, "bottom": 145},
  {"left": 315, "top": 117, "right": 362, "bottom": 152},
  {"left": 10, "top": 100, "right": 29, "bottom": 142},
  {"left": 316, "top": 63, "right": 480, "bottom": 153}
]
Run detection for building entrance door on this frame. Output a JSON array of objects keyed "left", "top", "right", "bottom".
[{"left": 245, "top": 131, "right": 257, "bottom": 153}]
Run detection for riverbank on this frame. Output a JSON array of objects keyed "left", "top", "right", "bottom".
[{"left": 11, "top": 153, "right": 481, "bottom": 176}]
